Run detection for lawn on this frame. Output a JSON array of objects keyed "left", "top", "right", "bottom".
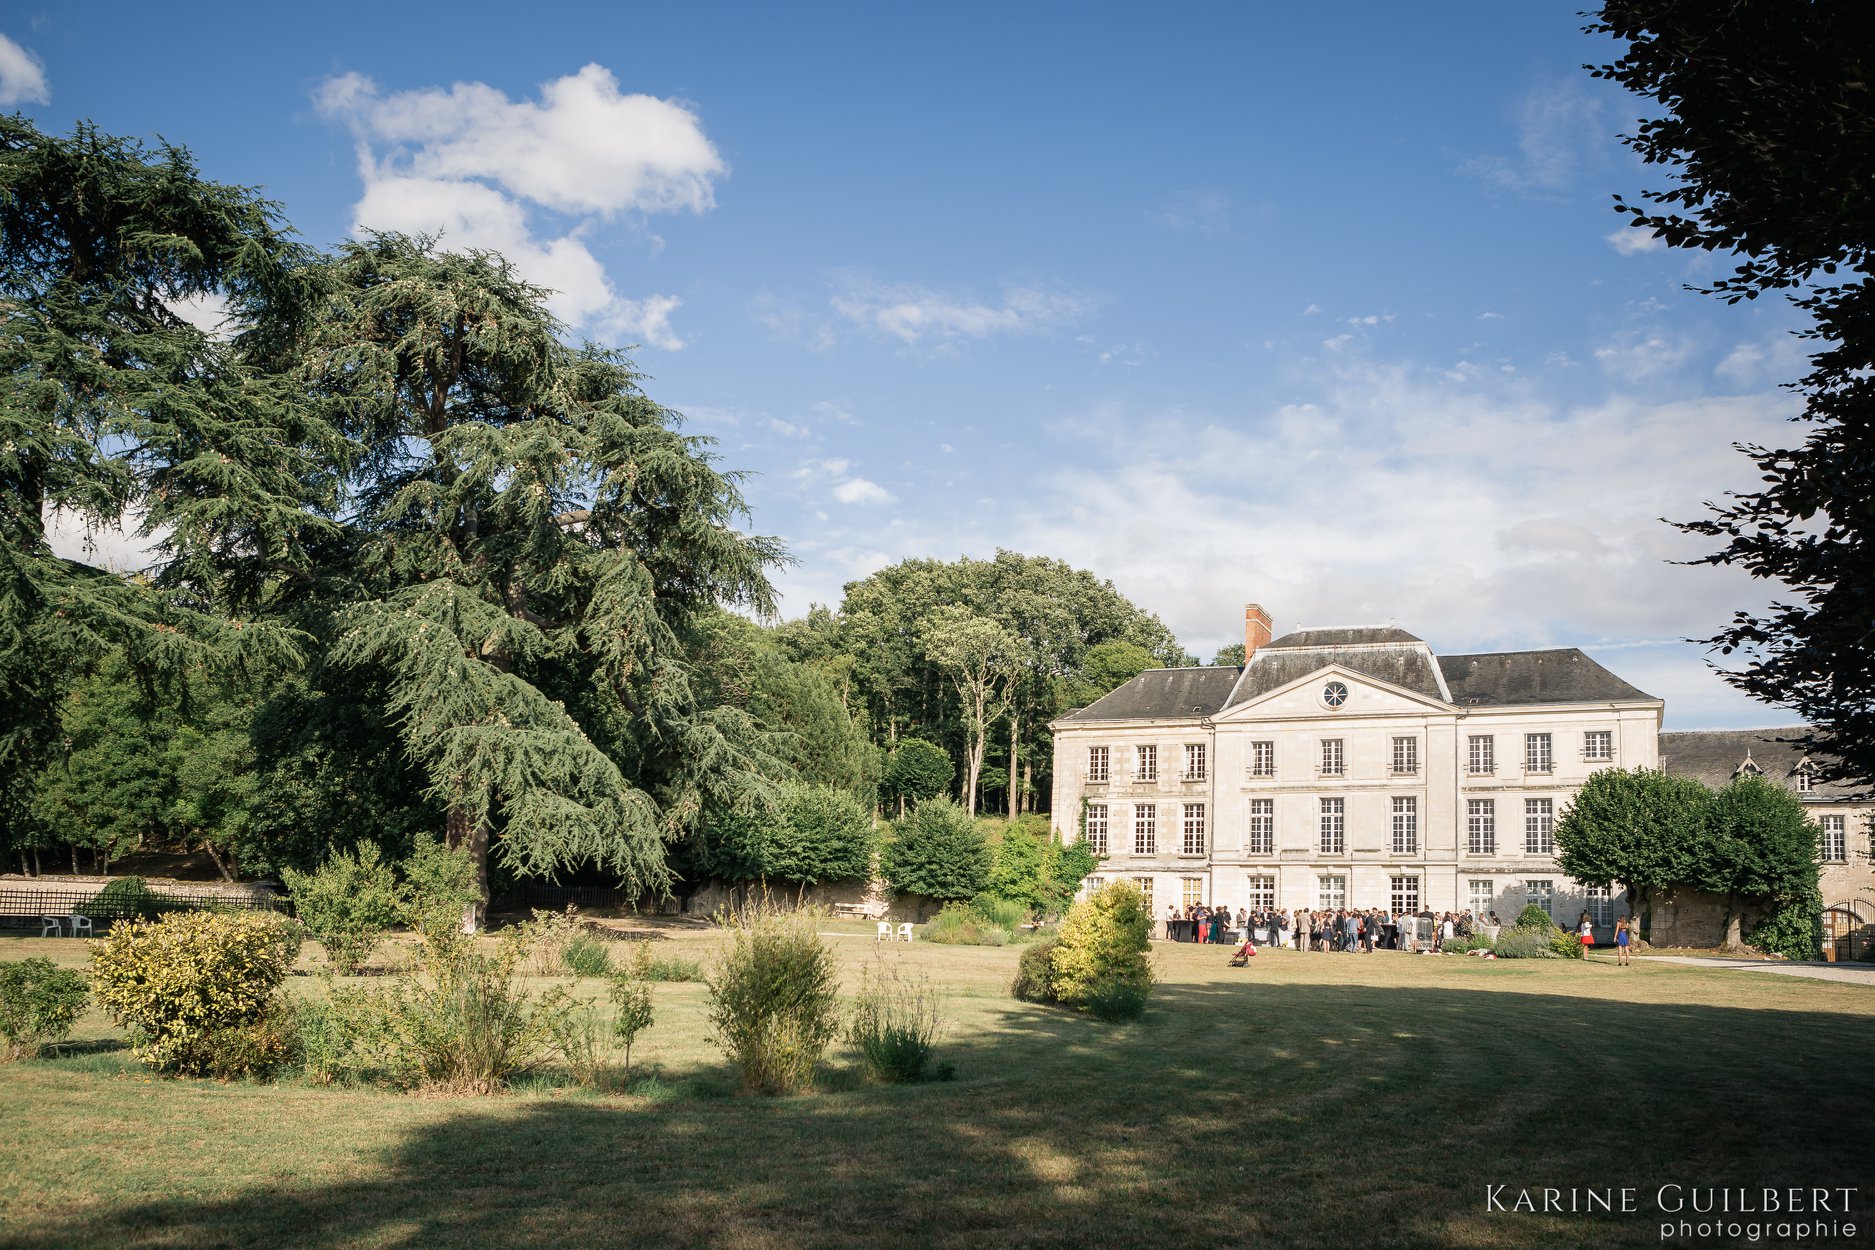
[{"left": 1, "top": 925, "right": 1869, "bottom": 1250}]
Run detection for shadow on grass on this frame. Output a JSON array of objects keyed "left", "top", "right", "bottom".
[{"left": 7, "top": 981, "right": 1873, "bottom": 1250}]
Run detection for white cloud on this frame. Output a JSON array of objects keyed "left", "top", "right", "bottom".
[
  {"left": 1154, "top": 190, "right": 1231, "bottom": 235},
  {"left": 318, "top": 65, "right": 719, "bottom": 347},
  {"left": 1468, "top": 78, "right": 1614, "bottom": 195},
  {"left": 165, "top": 291, "right": 233, "bottom": 338},
  {"left": 832, "top": 278, "right": 1097, "bottom": 346},
  {"left": 831, "top": 477, "right": 892, "bottom": 505},
  {"left": 1593, "top": 330, "right": 1696, "bottom": 380},
  {"left": 1605, "top": 227, "right": 1666, "bottom": 255},
  {"left": 0, "top": 34, "right": 48, "bottom": 106}
]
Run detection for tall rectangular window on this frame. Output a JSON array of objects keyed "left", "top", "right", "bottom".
[
  {"left": 1247, "top": 799, "right": 1274, "bottom": 855},
  {"left": 1133, "top": 804, "right": 1157, "bottom": 855},
  {"left": 1250, "top": 740, "right": 1276, "bottom": 777},
  {"left": 1180, "top": 803, "right": 1206, "bottom": 855},
  {"left": 1523, "top": 879, "right": 1554, "bottom": 917},
  {"left": 1468, "top": 879, "right": 1495, "bottom": 916},
  {"left": 1317, "top": 874, "right": 1347, "bottom": 911},
  {"left": 1084, "top": 803, "right": 1108, "bottom": 856},
  {"left": 1181, "top": 877, "right": 1204, "bottom": 909},
  {"left": 1390, "top": 736, "right": 1419, "bottom": 775},
  {"left": 1320, "top": 739, "right": 1344, "bottom": 777},
  {"left": 1136, "top": 745, "right": 1158, "bottom": 782},
  {"left": 1390, "top": 875, "right": 1420, "bottom": 914},
  {"left": 1524, "top": 799, "right": 1555, "bottom": 854},
  {"left": 1319, "top": 797, "right": 1345, "bottom": 853},
  {"left": 1183, "top": 743, "right": 1207, "bottom": 781},
  {"left": 1087, "top": 745, "right": 1109, "bottom": 783},
  {"left": 1082, "top": 875, "right": 1104, "bottom": 896},
  {"left": 1245, "top": 875, "right": 1276, "bottom": 910},
  {"left": 1796, "top": 768, "right": 1814, "bottom": 793},
  {"left": 1467, "top": 799, "right": 1497, "bottom": 855},
  {"left": 1583, "top": 731, "right": 1613, "bottom": 762},
  {"left": 1468, "top": 735, "right": 1495, "bottom": 775},
  {"left": 1133, "top": 877, "right": 1154, "bottom": 916},
  {"left": 1583, "top": 885, "right": 1613, "bottom": 926},
  {"left": 1391, "top": 796, "right": 1419, "bottom": 854},
  {"left": 1525, "top": 733, "right": 1553, "bottom": 773},
  {"left": 1822, "top": 815, "right": 1847, "bottom": 862}
]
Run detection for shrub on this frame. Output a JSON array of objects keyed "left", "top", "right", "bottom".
[
  {"left": 1011, "top": 936, "right": 1062, "bottom": 1004},
  {"left": 0, "top": 959, "right": 89, "bottom": 1060},
  {"left": 1441, "top": 934, "right": 1493, "bottom": 956},
  {"left": 1049, "top": 881, "right": 1153, "bottom": 1020},
  {"left": 706, "top": 908, "right": 840, "bottom": 1094},
  {"left": 564, "top": 932, "right": 612, "bottom": 978},
  {"left": 610, "top": 973, "right": 655, "bottom": 1077},
  {"left": 548, "top": 1001, "right": 605, "bottom": 1089},
  {"left": 848, "top": 958, "right": 943, "bottom": 1084},
  {"left": 375, "top": 937, "right": 574, "bottom": 1093},
  {"left": 399, "top": 835, "right": 482, "bottom": 954},
  {"left": 969, "top": 894, "right": 1030, "bottom": 933},
  {"left": 516, "top": 906, "right": 584, "bottom": 977},
  {"left": 1747, "top": 890, "right": 1824, "bottom": 960},
  {"left": 626, "top": 942, "right": 702, "bottom": 983},
  {"left": 1492, "top": 929, "right": 1560, "bottom": 959},
  {"left": 1514, "top": 904, "right": 1558, "bottom": 932},
  {"left": 81, "top": 876, "right": 169, "bottom": 924},
  {"left": 880, "top": 797, "right": 990, "bottom": 902},
  {"left": 1550, "top": 931, "right": 1586, "bottom": 959},
  {"left": 90, "top": 911, "right": 301, "bottom": 1077},
  {"left": 281, "top": 843, "right": 401, "bottom": 975},
  {"left": 922, "top": 902, "right": 1004, "bottom": 946}
]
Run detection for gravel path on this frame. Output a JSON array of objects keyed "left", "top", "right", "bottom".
[{"left": 1629, "top": 953, "right": 1875, "bottom": 986}]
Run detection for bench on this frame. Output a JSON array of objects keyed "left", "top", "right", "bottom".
[{"left": 831, "top": 901, "right": 889, "bottom": 921}]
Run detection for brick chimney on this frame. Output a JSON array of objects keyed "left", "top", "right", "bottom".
[{"left": 1244, "top": 603, "right": 1273, "bottom": 663}]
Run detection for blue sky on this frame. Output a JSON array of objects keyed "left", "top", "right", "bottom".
[{"left": 9, "top": 4, "right": 1814, "bottom": 728}]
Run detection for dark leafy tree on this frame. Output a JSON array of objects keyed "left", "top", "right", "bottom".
[
  {"left": 1700, "top": 773, "right": 1822, "bottom": 954},
  {"left": 880, "top": 738, "right": 953, "bottom": 816},
  {"left": 1589, "top": 2, "right": 1875, "bottom": 784},
  {"left": 879, "top": 797, "right": 989, "bottom": 903},
  {"left": 766, "top": 783, "right": 875, "bottom": 888},
  {"left": 1554, "top": 767, "right": 1713, "bottom": 920}
]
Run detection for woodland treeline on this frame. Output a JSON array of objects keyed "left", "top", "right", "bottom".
[{"left": 0, "top": 117, "right": 1192, "bottom": 904}]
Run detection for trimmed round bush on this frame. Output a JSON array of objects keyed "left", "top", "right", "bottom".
[
  {"left": 1011, "top": 937, "right": 1061, "bottom": 1004},
  {"left": 1048, "top": 880, "right": 1154, "bottom": 1020},
  {"left": 1514, "top": 904, "right": 1559, "bottom": 932},
  {"left": 0, "top": 958, "right": 89, "bottom": 1060}
]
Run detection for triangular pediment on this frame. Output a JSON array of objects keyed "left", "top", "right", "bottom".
[{"left": 1214, "top": 662, "right": 1455, "bottom": 722}]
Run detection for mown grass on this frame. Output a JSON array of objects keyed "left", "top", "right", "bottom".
[{"left": 1, "top": 926, "right": 1870, "bottom": 1249}]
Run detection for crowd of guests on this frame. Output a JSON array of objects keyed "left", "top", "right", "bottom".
[{"left": 1165, "top": 903, "right": 1504, "bottom": 952}]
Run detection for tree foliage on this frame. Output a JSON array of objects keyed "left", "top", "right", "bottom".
[
  {"left": 1589, "top": 2, "right": 1875, "bottom": 784},
  {"left": 880, "top": 798, "right": 990, "bottom": 902},
  {"left": 1554, "top": 767, "right": 1714, "bottom": 912},
  {"left": 1700, "top": 773, "right": 1823, "bottom": 951}
]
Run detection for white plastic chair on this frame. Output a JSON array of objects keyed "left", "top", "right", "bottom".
[
  {"left": 876, "top": 921, "right": 893, "bottom": 942},
  {"left": 897, "top": 923, "right": 914, "bottom": 943},
  {"left": 39, "top": 915, "right": 62, "bottom": 938},
  {"left": 67, "top": 915, "right": 92, "bottom": 938}
]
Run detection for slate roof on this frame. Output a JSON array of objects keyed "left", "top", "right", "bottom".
[
  {"left": 1659, "top": 728, "right": 1869, "bottom": 800},
  {"left": 1438, "top": 649, "right": 1655, "bottom": 707},
  {"left": 1264, "top": 626, "right": 1423, "bottom": 650},
  {"left": 1058, "top": 665, "right": 1242, "bottom": 722},
  {"left": 1225, "top": 641, "right": 1448, "bottom": 705}
]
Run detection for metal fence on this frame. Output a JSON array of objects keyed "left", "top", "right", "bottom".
[
  {"left": 0, "top": 886, "right": 291, "bottom": 929},
  {"left": 497, "top": 883, "right": 631, "bottom": 912}
]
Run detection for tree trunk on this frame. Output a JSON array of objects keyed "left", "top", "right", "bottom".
[
  {"left": 1722, "top": 893, "right": 1745, "bottom": 949},
  {"left": 203, "top": 840, "right": 236, "bottom": 883},
  {"left": 1021, "top": 761, "right": 1033, "bottom": 814},
  {"left": 1007, "top": 708, "right": 1020, "bottom": 820},
  {"left": 446, "top": 799, "right": 490, "bottom": 933},
  {"left": 32, "top": 846, "right": 41, "bottom": 877},
  {"left": 964, "top": 733, "right": 985, "bottom": 817},
  {"left": 70, "top": 845, "right": 78, "bottom": 875}
]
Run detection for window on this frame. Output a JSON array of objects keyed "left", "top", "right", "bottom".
[
  {"left": 1320, "top": 738, "right": 1345, "bottom": 777},
  {"left": 1525, "top": 733, "right": 1553, "bottom": 773},
  {"left": 1085, "top": 803, "right": 1108, "bottom": 856},
  {"left": 1180, "top": 803, "right": 1207, "bottom": 855},
  {"left": 1391, "top": 736, "right": 1419, "bottom": 775},
  {"left": 1468, "top": 735, "right": 1495, "bottom": 775},
  {"left": 1523, "top": 879, "right": 1553, "bottom": 917},
  {"left": 1524, "top": 798, "right": 1555, "bottom": 854},
  {"left": 1468, "top": 879, "right": 1495, "bottom": 916},
  {"left": 1322, "top": 681, "right": 1349, "bottom": 708},
  {"left": 1467, "top": 799, "right": 1496, "bottom": 855},
  {"left": 1822, "top": 815, "right": 1847, "bottom": 863},
  {"left": 1583, "top": 885, "right": 1613, "bottom": 926},
  {"left": 1183, "top": 743, "right": 1207, "bottom": 781},
  {"left": 1247, "top": 799, "right": 1274, "bottom": 855},
  {"left": 1133, "top": 877, "right": 1154, "bottom": 915},
  {"left": 1132, "top": 804, "right": 1157, "bottom": 855},
  {"left": 1083, "top": 875, "right": 1104, "bottom": 896},
  {"left": 1250, "top": 740, "right": 1276, "bottom": 778},
  {"left": 1317, "top": 874, "right": 1347, "bottom": 911},
  {"left": 1391, "top": 796, "right": 1418, "bottom": 855},
  {"left": 1245, "top": 875, "right": 1276, "bottom": 910},
  {"left": 1795, "top": 765, "right": 1814, "bottom": 794},
  {"left": 1181, "top": 877, "right": 1205, "bottom": 909},
  {"left": 1136, "top": 745, "right": 1158, "bottom": 782},
  {"left": 1319, "top": 797, "right": 1345, "bottom": 854},
  {"left": 1390, "top": 875, "right": 1421, "bottom": 914},
  {"left": 1584, "top": 730, "right": 1613, "bottom": 762},
  {"left": 1087, "top": 745, "right": 1109, "bottom": 783}
]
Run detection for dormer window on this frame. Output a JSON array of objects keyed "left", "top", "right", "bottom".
[
  {"left": 1794, "top": 760, "right": 1815, "bottom": 793},
  {"left": 1734, "top": 752, "right": 1763, "bottom": 778}
]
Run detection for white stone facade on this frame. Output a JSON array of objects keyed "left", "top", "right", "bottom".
[{"left": 1049, "top": 614, "right": 1664, "bottom": 935}]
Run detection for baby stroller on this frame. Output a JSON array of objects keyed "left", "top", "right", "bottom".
[{"left": 1228, "top": 940, "right": 1257, "bottom": 968}]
